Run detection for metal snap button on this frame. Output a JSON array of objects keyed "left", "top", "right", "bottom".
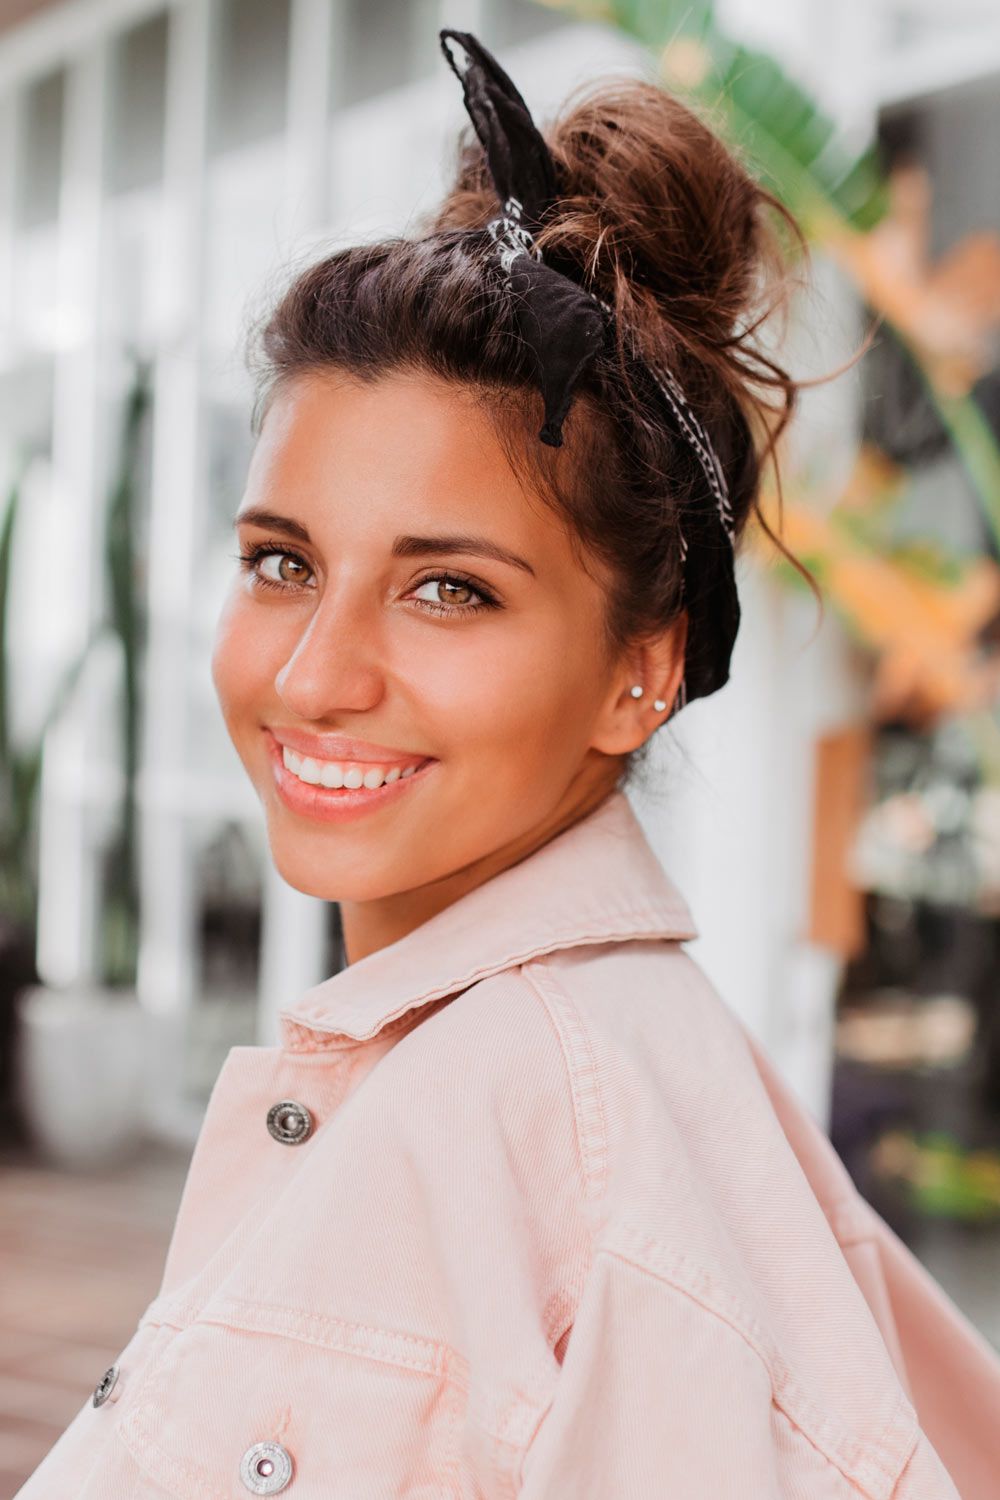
[
  {"left": 92, "top": 1363, "right": 119, "bottom": 1407},
  {"left": 266, "top": 1099, "right": 314, "bottom": 1145},
  {"left": 240, "top": 1440, "right": 294, "bottom": 1494}
]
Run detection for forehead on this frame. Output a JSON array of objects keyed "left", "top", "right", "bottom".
[
  {"left": 240, "top": 368, "right": 617, "bottom": 656},
  {"left": 247, "top": 369, "right": 560, "bottom": 539}
]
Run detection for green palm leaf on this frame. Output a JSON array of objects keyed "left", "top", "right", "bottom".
[{"left": 596, "top": 0, "right": 888, "bottom": 232}]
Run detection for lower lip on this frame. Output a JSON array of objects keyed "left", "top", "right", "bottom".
[{"left": 265, "top": 733, "right": 437, "bottom": 824}]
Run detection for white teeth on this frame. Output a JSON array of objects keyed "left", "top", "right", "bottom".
[{"left": 281, "top": 744, "right": 424, "bottom": 790}]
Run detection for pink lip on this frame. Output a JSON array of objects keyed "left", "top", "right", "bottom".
[
  {"left": 268, "top": 726, "right": 433, "bottom": 766},
  {"left": 265, "top": 732, "right": 437, "bottom": 825}
]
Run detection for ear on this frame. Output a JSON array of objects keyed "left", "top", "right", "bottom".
[{"left": 590, "top": 612, "right": 689, "bottom": 756}]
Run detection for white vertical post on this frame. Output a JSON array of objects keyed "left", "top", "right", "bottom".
[
  {"left": 435, "top": 0, "right": 492, "bottom": 32},
  {"left": 282, "top": 0, "right": 334, "bottom": 242},
  {"left": 135, "top": 0, "right": 213, "bottom": 1031},
  {"left": 35, "top": 42, "right": 110, "bottom": 989},
  {"left": 257, "top": 865, "right": 329, "bottom": 1045},
  {"left": 631, "top": 0, "right": 881, "bottom": 1128},
  {"left": 254, "top": 0, "right": 338, "bottom": 1043},
  {"left": 0, "top": 89, "right": 20, "bottom": 369}
]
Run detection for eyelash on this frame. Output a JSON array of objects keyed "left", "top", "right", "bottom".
[{"left": 234, "top": 541, "right": 501, "bottom": 617}]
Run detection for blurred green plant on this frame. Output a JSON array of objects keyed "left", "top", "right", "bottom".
[
  {"left": 0, "top": 462, "right": 94, "bottom": 931},
  {"left": 0, "top": 354, "right": 152, "bottom": 987},
  {"left": 692, "top": 39, "right": 886, "bottom": 234},
  {"left": 99, "top": 355, "right": 153, "bottom": 988},
  {"left": 874, "top": 1127, "right": 1000, "bottom": 1223},
  {"left": 544, "top": 0, "right": 888, "bottom": 233}
]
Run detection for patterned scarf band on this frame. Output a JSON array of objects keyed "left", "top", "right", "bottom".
[{"left": 439, "top": 29, "right": 742, "bottom": 715}]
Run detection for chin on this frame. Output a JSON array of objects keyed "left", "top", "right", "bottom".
[{"left": 266, "top": 831, "right": 405, "bottom": 905}]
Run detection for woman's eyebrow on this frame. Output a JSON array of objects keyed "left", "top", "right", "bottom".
[
  {"left": 392, "top": 533, "right": 536, "bottom": 576},
  {"left": 233, "top": 512, "right": 535, "bottom": 577},
  {"left": 233, "top": 507, "right": 311, "bottom": 543}
]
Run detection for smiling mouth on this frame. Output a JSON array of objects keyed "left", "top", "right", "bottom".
[{"left": 280, "top": 744, "right": 429, "bottom": 791}]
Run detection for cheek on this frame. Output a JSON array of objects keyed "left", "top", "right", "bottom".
[
  {"left": 211, "top": 592, "right": 278, "bottom": 728},
  {"left": 401, "top": 611, "right": 601, "bottom": 774}
]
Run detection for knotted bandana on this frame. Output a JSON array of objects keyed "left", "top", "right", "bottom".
[{"left": 439, "top": 29, "right": 740, "bottom": 714}]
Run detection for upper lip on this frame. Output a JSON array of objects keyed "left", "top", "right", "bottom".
[{"left": 268, "top": 727, "right": 433, "bottom": 766}]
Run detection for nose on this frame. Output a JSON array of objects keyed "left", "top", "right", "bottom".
[{"left": 274, "top": 589, "right": 385, "bottom": 720}]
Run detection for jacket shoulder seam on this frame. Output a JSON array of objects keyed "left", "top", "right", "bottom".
[{"left": 520, "top": 958, "right": 608, "bottom": 1206}]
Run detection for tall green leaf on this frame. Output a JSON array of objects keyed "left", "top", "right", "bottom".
[
  {"left": 100, "top": 355, "right": 153, "bottom": 988},
  {"left": 0, "top": 458, "right": 29, "bottom": 787}
]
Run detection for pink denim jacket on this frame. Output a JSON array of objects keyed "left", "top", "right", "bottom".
[{"left": 16, "top": 790, "right": 1000, "bottom": 1499}]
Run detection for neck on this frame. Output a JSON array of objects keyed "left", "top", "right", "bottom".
[{"left": 339, "top": 762, "right": 621, "bottom": 964}]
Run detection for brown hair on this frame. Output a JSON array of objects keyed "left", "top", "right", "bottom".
[{"left": 247, "top": 73, "right": 818, "bottom": 779}]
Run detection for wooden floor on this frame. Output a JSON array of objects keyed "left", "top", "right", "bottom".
[{"left": 0, "top": 1140, "right": 191, "bottom": 1496}]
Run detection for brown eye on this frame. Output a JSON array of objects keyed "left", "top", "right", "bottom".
[
  {"left": 261, "top": 553, "right": 310, "bottom": 584},
  {"left": 412, "top": 577, "right": 482, "bottom": 609},
  {"left": 438, "top": 579, "right": 474, "bottom": 605}
]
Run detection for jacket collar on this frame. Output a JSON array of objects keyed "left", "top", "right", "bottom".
[{"left": 278, "top": 788, "right": 698, "bottom": 1050}]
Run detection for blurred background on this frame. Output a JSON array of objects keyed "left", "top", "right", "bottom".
[{"left": 3, "top": 0, "right": 1000, "bottom": 1487}]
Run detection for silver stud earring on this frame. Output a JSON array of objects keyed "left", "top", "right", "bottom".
[
  {"left": 653, "top": 698, "right": 667, "bottom": 712},
  {"left": 629, "top": 685, "right": 644, "bottom": 699}
]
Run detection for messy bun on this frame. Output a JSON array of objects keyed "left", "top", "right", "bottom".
[
  {"left": 249, "top": 68, "right": 816, "bottom": 775},
  {"left": 436, "top": 78, "right": 773, "bottom": 353}
]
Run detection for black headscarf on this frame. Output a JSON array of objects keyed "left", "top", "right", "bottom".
[{"left": 439, "top": 29, "right": 741, "bottom": 712}]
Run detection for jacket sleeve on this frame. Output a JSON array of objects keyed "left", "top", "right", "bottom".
[
  {"left": 743, "top": 1027, "right": 1000, "bottom": 1500},
  {"left": 517, "top": 1244, "right": 787, "bottom": 1499},
  {"left": 846, "top": 1198, "right": 1000, "bottom": 1500}
]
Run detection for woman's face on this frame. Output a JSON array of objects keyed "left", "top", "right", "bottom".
[{"left": 212, "top": 369, "right": 659, "bottom": 921}]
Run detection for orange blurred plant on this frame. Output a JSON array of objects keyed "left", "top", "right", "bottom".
[{"left": 753, "top": 443, "right": 1000, "bottom": 727}]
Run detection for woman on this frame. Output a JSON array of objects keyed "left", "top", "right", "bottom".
[{"left": 17, "top": 29, "right": 1000, "bottom": 1500}]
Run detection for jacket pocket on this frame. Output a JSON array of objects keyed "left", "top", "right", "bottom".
[
  {"left": 117, "top": 1302, "right": 467, "bottom": 1500},
  {"left": 535, "top": 1227, "right": 924, "bottom": 1500}
]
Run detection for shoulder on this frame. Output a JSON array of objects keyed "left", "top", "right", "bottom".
[
  {"left": 522, "top": 936, "right": 757, "bottom": 1117},
  {"left": 394, "top": 943, "right": 729, "bottom": 1112},
  {"left": 382, "top": 963, "right": 574, "bottom": 1096},
  {"left": 517, "top": 938, "right": 799, "bottom": 1228},
  {"left": 381, "top": 937, "right": 754, "bottom": 1160},
  {"left": 368, "top": 966, "right": 586, "bottom": 1186}
]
